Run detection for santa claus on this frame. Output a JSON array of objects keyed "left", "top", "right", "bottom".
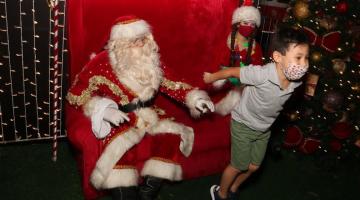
[{"left": 66, "top": 16, "right": 214, "bottom": 200}]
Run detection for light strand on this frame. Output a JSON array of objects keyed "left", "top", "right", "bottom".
[
  {"left": 4, "top": 0, "right": 19, "bottom": 139},
  {"left": 59, "top": 0, "right": 67, "bottom": 141},
  {"left": 18, "top": 0, "right": 29, "bottom": 138},
  {"left": 32, "top": 0, "right": 40, "bottom": 137}
]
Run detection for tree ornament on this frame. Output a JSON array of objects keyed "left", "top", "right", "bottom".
[
  {"left": 298, "top": 138, "right": 321, "bottom": 154},
  {"left": 303, "top": 27, "right": 341, "bottom": 53},
  {"left": 293, "top": 0, "right": 310, "bottom": 20},
  {"left": 351, "top": 82, "right": 360, "bottom": 93},
  {"left": 286, "top": 110, "right": 301, "bottom": 121},
  {"left": 335, "top": 0, "right": 349, "bottom": 14},
  {"left": 355, "top": 137, "right": 360, "bottom": 148},
  {"left": 338, "top": 111, "right": 349, "bottom": 122},
  {"left": 311, "top": 51, "right": 322, "bottom": 62},
  {"left": 331, "top": 122, "right": 353, "bottom": 140},
  {"left": 332, "top": 58, "right": 346, "bottom": 74},
  {"left": 329, "top": 139, "right": 342, "bottom": 152},
  {"left": 322, "top": 90, "right": 344, "bottom": 113},
  {"left": 305, "top": 73, "right": 319, "bottom": 97},
  {"left": 318, "top": 16, "right": 337, "bottom": 31},
  {"left": 283, "top": 126, "right": 304, "bottom": 148}
]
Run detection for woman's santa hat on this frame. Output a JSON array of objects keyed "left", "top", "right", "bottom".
[
  {"left": 232, "top": 0, "right": 261, "bottom": 27},
  {"left": 109, "top": 15, "right": 152, "bottom": 40}
]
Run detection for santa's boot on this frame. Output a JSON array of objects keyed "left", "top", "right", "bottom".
[
  {"left": 110, "top": 186, "right": 139, "bottom": 200},
  {"left": 139, "top": 176, "right": 163, "bottom": 200}
]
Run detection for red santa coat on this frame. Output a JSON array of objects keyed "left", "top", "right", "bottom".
[{"left": 67, "top": 50, "right": 208, "bottom": 189}]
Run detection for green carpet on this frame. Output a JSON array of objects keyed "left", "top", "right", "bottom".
[{"left": 0, "top": 141, "right": 359, "bottom": 200}]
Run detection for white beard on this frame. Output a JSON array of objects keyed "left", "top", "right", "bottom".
[{"left": 108, "top": 37, "right": 163, "bottom": 102}]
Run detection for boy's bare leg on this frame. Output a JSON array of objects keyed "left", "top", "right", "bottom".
[
  {"left": 230, "top": 163, "right": 259, "bottom": 193},
  {"left": 218, "top": 164, "right": 240, "bottom": 198}
]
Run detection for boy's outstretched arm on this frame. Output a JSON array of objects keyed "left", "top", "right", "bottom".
[{"left": 203, "top": 67, "right": 240, "bottom": 84}]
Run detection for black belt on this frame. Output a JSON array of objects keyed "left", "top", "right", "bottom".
[{"left": 118, "top": 99, "right": 154, "bottom": 113}]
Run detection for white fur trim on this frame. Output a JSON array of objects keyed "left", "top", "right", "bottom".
[
  {"left": 90, "top": 128, "right": 145, "bottom": 189},
  {"left": 141, "top": 159, "right": 182, "bottom": 181},
  {"left": 101, "top": 168, "right": 139, "bottom": 188},
  {"left": 135, "top": 108, "right": 159, "bottom": 131},
  {"left": 212, "top": 79, "right": 227, "bottom": 90},
  {"left": 147, "top": 119, "right": 194, "bottom": 157},
  {"left": 83, "top": 97, "right": 118, "bottom": 139},
  {"left": 185, "top": 89, "right": 211, "bottom": 118},
  {"left": 215, "top": 87, "right": 243, "bottom": 116},
  {"left": 110, "top": 20, "right": 151, "bottom": 40},
  {"left": 232, "top": 6, "right": 261, "bottom": 27}
]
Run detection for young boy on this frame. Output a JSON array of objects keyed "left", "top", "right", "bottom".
[{"left": 203, "top": 27, "right": 309, "bottom": 200}]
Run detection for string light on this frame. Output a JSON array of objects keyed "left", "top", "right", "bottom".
[
  {"left": 31, "top": 0, "right": 40, "bottom": 138},
  {"left": 0, "top": 0, "right": 67, "bottom": 143},
  {"left": 3, "top": 0, "right": 19, "bottom": 139},
  {"left": 18, "top": 0, "right": 29, "bottom": 138}
]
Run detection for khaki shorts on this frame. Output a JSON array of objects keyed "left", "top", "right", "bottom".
[{"left": 230, "top": 119, "right": 270, "bottom": 171}]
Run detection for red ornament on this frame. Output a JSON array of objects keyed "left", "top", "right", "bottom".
[
  {"left": 336, "top": 1, "right": 349, "bottom": 13},
  {"left": 352, "top": 51, "right": 360, "bottom": 62},
  {"left": 329, "top": 139, "right": 342, "bottom": 152},
  {"left": 283, "top": 126, "right": 304, "bottom": 148},
  {"left": 298, "top": 138, "right": 321, "bottom": 154},
  {"left": 331, "top": 122, "right": 353, "bottom": 140}
]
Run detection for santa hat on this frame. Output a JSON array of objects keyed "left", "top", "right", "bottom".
[
  {"left": 109, "top": 15, "right": 151, "bottom": 40},
  {"left": 232, "top": 0, "right": 261, "bottom": 27}
]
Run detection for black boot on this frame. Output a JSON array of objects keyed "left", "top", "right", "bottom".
[
  {"left": 110, "top": 186, "right": 139, "bottom": 200},
  {"left": 139, "top": 176, "right": 163, "bottom": 200}
]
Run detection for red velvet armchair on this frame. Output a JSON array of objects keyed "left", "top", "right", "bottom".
[{"left": 65, "top": 0, "right": 239, "bottom": 199}]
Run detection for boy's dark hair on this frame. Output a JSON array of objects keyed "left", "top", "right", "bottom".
[{"left": 270, "top": 26, "right": 309, "bottom": 55}]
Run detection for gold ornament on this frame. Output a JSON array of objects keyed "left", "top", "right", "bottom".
[
  {"left": 338, "top": 111, "right": 349, "bottom": 122},
  {"left": 293, "top": 0, "right": 310, "bottom": 20},
  {"left": 351, "top": 82, "right": 360, "bottom": 93},
  {"left": 305, "top": 73, "right": 319, "bottom": 97},
  {"left": 318, "top": 16, "right": 337, "bottom": 30},
  {"left": 355, "top": 135, "right": 360, "bottom": 149},
  {"left": 311, "top": 51, "right": 322, "bottom": 62},
  {"left": 332, "top": 58, "right": 346, "bottom": 74},
  {"left": 286, "top": 110, "right": 301, "bottom": 121}
]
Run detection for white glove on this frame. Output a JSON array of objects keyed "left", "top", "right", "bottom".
[
  {"left": 195, "top": 99, "right": 215, "bottom": 114},
  {"left": 212, "top": 79, "right": 227, "bottom": 90},
  {"left": 103, "top": 107, "right": 130, "bottom": 126}
]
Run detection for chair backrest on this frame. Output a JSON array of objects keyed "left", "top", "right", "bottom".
[{"left": 67, "top": 0, "right": 239, "bottom": 84}]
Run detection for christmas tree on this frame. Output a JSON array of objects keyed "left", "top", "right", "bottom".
[{"left": 272, "top": 0, "right": 360, "bottom": 168}]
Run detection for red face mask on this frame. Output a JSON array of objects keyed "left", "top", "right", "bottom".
[{"left": 238, "top": 24, "right": 255, "bottom": 37}]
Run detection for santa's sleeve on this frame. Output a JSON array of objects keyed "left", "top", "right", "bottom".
[
  {"left": 159, "top": 65, "right": 212, "bottom": 118},
  {"left": 66, "top": 55, "right": 123, "bottom": 138}
]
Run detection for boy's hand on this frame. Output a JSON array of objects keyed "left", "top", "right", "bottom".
[{"left": 203, "top": 72, "right": 214, "bottom": 84}]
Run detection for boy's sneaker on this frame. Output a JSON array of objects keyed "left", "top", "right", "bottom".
[{"left": 210, "top": 185, "right": 226, "bottom": 200}]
